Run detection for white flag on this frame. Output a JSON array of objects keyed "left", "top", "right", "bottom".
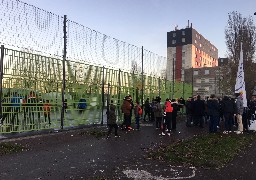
[{"left": 235, "top": 43, "right": 247, "bottom": 107}]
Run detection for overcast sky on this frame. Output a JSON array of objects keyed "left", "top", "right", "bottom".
[{"left": 22, "top": 0, "right": 256, "bottom": 58}]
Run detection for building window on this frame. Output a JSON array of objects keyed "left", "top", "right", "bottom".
[
  {"left": 172, "top": 40, "right": 176, "bottom": 44},
  {"left": 194, "top": 87, "right": 199, "bottom": 91},
  {"left": 182, "top": 52, "right": 185, "bottom": 57},
  {"left": 196, "top": 79, "right": 201, "bottom": 83},
  {"left": 173, "top": 33, "right": 176, "bottom": 37},
  {"left": 205, "top": 70, "right": 209, "bottom": 74},
  {"left": 205, "top": 78, "right": 209, "bottom": 83},
  {"left": 182, "top": 38, "right": 185, "bottom": 42},
  {"left": 182, "top": 59, "right": 185, "bottom": 64},
  {"left": 182, "top": 30, "right": 185, "bottom": 35},
  {"left": 194, "top": 70, "right": 198, "bottom": 75},
  {"left": 195, "top": 40, "right": 197, "bottom": 44}
]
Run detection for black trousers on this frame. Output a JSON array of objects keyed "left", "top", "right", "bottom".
[
  {"left": 194, "top": 115, "right": 204, "bottom": 127},
  {"left": 44, "top": 113, "right": 51, "bottom": 124},
  {"left": 107, "top": 124, "right": 118, "bottom": 136},
  {"left": 121, "top": 114, "right": 130, "bottom": 129},
  {"left": 172, "top": 114, "right": 177, "bottom": 130},
  {"left": 163, "top": 112, "right": 172, "bottom": 133},
  {"left": 143, "top": 110, "right": 151, "bottom": 121},
  {"left": 155, "top": 117, "right": 162, "bottom": 129}
]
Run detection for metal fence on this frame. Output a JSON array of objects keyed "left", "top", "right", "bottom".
[{"left": 0, "top": 0, "right": 192, "bottom": 133}]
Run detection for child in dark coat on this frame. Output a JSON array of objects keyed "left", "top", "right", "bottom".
[{"left": 107, "top": 100, "right": 119, "bottom": 138}]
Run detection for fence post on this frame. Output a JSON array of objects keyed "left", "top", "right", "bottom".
[
  {"left": 158, "top": 77, "right": 161, "bottom": 97},
  {"left": 141, "top": 46, "right": 144, "bottom": 106},
  {"left": 101, "top": 66, "right": 105, "bottom": 125},
  {"left": 106, "top": 83, "right": 110, "bottom": 120},
  {"left": 118, "top": 69, "right": 121, "bottom": 103},
  {"left": 0, "top": 45, "right": 4, "bottom": 119},
  {"left": 117, "top": 69, "right": 121, "bottom": 121},
  {"left": 61, "top": 15, "right": 67, "bottom": 130}
]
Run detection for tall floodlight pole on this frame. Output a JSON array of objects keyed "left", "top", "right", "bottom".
[
  {"left": 0, "top": 45, "right": 4, "bottom": 118},
  {"left": 172, "top": 58, "right": 175, "bottom": 99},
  {"left": 141, "top": 46, "right": 144, "bottom": 106},
  {"left": 61, "top": 15, "right": 67, "bottom": 129}
]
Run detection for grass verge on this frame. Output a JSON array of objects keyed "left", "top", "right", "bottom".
[
  {"left": 0, "top": 143, "right": 25, "bottom": 156},
  {"left": 148, "top": 133, "right": 256, "bottom": 169}
]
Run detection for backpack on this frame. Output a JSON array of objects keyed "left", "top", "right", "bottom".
[
  {"left": 138, "top": 106, "right": 143, "bottom": 115},
  {"left": 78, "top": 99, "right": 87, "bottom": 109}
]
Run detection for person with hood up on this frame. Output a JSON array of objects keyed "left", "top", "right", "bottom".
[
  {"left": 121, "top": 96, "right": 132, "bottom": 131},
  {"left": 106, "top": 100, "right": 119, "bottom": 138},
  {"left": 192, "top": 95, "right": 205, "bottom": 128},
  {"left": 207, "top": 94, "right": 220, "bottom": 133}
]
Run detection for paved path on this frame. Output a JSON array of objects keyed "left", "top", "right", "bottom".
[{"left": 0, "top": 119, "right": 255, "bottom": 180}]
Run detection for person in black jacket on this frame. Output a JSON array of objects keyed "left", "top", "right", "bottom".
[
  {"left": 249, "top": 96, "right": 256, "bottom": 120},
  {"left": 222, "top": 96, "right": 237, "bottom": 134},
  {"left": 192, "top": 95, "right": 205, "bottom": 128},
  {"left": 207, "top": 94, "right": 220, "bottom": 133},
  {"left": 185, "top": 97, "right": 193, "bottom": 127},
  {"left": 171, "top": 99, "right": 179, "bottom": 130},
  {"left": 143, "top": 98, "right": 151, "bottom": 121}
]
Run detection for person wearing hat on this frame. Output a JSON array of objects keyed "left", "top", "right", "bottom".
[
  {"left": 235, "top": 92, "right": 244, "bottom": 134},
  {"left": 121, "top": 96, "right": 132, "bottom": 131}
]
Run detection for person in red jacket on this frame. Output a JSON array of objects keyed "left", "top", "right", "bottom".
[
  {"left": 160, "top": 98, "right": 173, "bottom": 136},
  {"left": 43, "top": 100, "right": 51, "bottom": 125}
]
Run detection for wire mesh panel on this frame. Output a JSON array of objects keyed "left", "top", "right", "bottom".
[
  {"left": 1, "top": 48, "right": 62, "bottom": 133},
  {"left": 0, "top": 0, "right": 63, "bottom": 57}
]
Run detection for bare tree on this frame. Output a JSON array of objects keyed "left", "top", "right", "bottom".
[
  {"left": 222, "top": 11, "right": 256, "bottom": 97},
  {"left": 225, "top": 11, "right": 256, "bottom": 62}
]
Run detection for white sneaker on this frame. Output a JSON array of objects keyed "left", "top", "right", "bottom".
[
  {"left": 236, "top": 131, "right": 243, "bottom": 134},
  {"left": 223, "top": 131, "right": 228, "bottom": 134},
  {"left": 159, "top": 132, "right": 165, "bottom": 136},
  {"left": 217, "top": 126, "right": 220, "bottom": 129},
  {"left": 167, "top": 133, "right": 171, "bottom": 136}
]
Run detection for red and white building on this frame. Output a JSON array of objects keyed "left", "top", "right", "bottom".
[{"left": 167, "top": 23, "right": 218, "bottom": 82}]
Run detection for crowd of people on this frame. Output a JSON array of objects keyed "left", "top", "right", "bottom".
[
  {"left": 185, "top": 92, "right": 256, "bottom": 134},
  {"left": 106, "top": 95, "right": 184, "bottom": 137},
  {"left": 106, "top": 92, "right": 256, "bottom": 138}
]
